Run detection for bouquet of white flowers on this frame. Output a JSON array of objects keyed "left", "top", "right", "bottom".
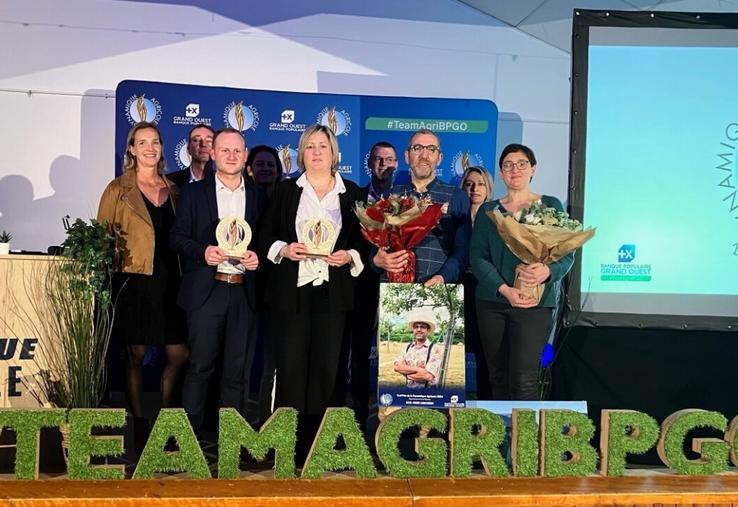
[{"left": 488, "top": 201, "right": 595, "bottom": 303}]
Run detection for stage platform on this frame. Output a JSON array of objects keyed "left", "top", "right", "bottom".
[{"left": 3, "top": 473, "right": 738, "bottom": 506}]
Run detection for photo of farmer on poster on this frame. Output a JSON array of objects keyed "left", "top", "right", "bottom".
[{"left": 377, "top": 283, "right": 465, "bottom": 409}]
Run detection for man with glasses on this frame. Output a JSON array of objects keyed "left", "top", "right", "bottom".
[
  {"left": 168, "top": 123, "right": 215, "bottom": 188},
  {"left": 345, "top": 140, "right": 399, "bottom": 430},
  {"left": 366, "top": 141, "right": 397, "bottom": 201},
  {"left": 372, "top": 128, "right": 470, "bottom": 286}
]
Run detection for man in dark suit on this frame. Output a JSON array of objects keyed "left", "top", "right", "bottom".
[
  {"left": 167, "top": 123, "right": 214, "bottom": 188},
  {"left": 346, "top": 141, "right": 398, "bottom": 430},
  {"left": 170, "top": 127, "right": 262, "bottom": 434}
]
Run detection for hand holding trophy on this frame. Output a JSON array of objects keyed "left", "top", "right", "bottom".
[
  {"left": 302, "top": 217, "right": 337, "bottom": 257},
  {"left": 215, "top": 215, "right": 253, "bottom": 264}
]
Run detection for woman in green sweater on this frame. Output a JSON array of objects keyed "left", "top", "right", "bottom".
[{"left": 470, "top": 143, "right": 574, "bottom": 400}]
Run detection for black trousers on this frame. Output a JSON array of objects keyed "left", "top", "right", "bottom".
[
  {"left": 344, "top": 271, "right": 379, "bottom": 426},
  {"left": 183, "top": 281, "right": 255, "bottom": 433},
  {"left": 475, "top": 300, "right": 553, "bottom": 400},
  {"left": 271, "top": 284, "right": 348, "bottom": 416}
]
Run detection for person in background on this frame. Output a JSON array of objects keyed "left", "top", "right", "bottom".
[
  {"left": 97, "top": 121, "right": 188, "bottom": 452},
  {"left": 168, "top": 123, "right": 215, "bottom": 187},
  {"left": 245, "top": 145, "right": 283, "bottom": 198},
  {"left": 459, "top": 166, "right": 494, "bottom": 399},
  {"left": 344, "top": 140, "right": 398, "bottom": 431},
  {"left": 470, "top": 143, "right": 574, "bottom": 400},
  {"left": 365, "top": 141, "right": 397, "bottom": 201},
  {"left": 258, "top": 124, "right": 365, "bottom": 462}
]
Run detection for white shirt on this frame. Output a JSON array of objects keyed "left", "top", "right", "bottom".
[
  {"left": 267, "top": 172, "right": 363, "bottom": 286},
  {"left": 215, "top": 174, "right": 246, "bottom": 275}
]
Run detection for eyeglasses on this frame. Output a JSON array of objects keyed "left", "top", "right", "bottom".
[
  {"left": 370, "top": 156, "right": 397, "bottom": 165},
  {"left": 501, "top": 160, "right": 530, "bottom": 172},
  {"left": 408, "top": 144, "right": 440, "bottom": 154}
]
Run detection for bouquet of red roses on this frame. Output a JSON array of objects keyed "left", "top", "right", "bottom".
[{"left": 355, "top": 194, "right": 443, "bottom": 282}]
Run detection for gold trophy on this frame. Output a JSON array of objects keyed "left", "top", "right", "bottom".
[
  {"left": 281, "top": 144, "right": 292, "bottom": 174},
  {"left": 302, "top": 218, "right": 336, "bottom": 257},
  {"left": 215, "top": 216, "right": 252, "bottom": 260},
  {"left": 327, "top": 107, "right": 338, "bottom": 134},
  {"left": 235, "top": 102, "right": 245, "bottom": 131},
  {"left": 461, "top": 150, "right": 470, "bottom": 171},
  {"left": 136, "top": 95, "right": 147, "bottom": 122}
]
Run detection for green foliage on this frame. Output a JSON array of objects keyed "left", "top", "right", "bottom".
[
  {"left": 301, "top": 408, "right": 377, "bottom": 479},
  {"left": 24, "top": 218, "right": 115, "bottom": 410},
  {"left": 0, "top": 230, "right": 12, "bottom": 242},
  {"left": 218, "top": 407, "right": 297, "bottom": 479},
  {"left": 541, "top": 410, "right": 597, "bottom": 477},
  {"left": 68, "top": 409, "right": 126, "bottom": 480},
  {"left": 516, "top": 201, "right": 582, "bottom": 230},
  {"left": 61, "top": 218, "right": 115, "bottom": 308},
  {"left": 449, "top": 408, "right": 508, "bottom": 477},
  {"left": 601, "top": 410, "right": 659, "bottom": 477},
  {"left": 512, "top": 409, "right": 539, "bottom": 477},
  {"left": 133, "top": 409, "right": 210, "bottom": 480},
  {"left": 658, "top": 409, "right": 729, "bottom": 475},
  {"left": 0, "top": 409, "right": 65, "bottom": 479},
  {"left": 376, "top": 408, "right": 447, "bottom": 478}
]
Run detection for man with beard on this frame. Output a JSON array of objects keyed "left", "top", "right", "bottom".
[
  {"left": 372, "top": 129, "right": 470, "bottom": 287},
  {"left": 168, "top": 123, "right": 215, "bottom": 187}
]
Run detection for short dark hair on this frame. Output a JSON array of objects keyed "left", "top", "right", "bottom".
[
  {"left": 498, "top": 143, "right": 536, "bottom": 168},
  {"left": 369, "top": 141, "right": 397, "bottom": 158},
  {"left": 408, "top": 128, "right": 441, "bottom": 151},
  {"left": 212, "top": 128, "right": 246, "bottom": 149},
  {"left": 187, "top": 123, "right": 214, "bottom": 141}
]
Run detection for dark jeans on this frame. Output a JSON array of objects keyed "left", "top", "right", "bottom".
[
  {"left": 183, "top": 281, "right": 255, "bottom": 433},
  {"left": 475, "top": 299, "right": 553, "bottom": 400}
]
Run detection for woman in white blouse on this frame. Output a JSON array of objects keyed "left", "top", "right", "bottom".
[{"left": 258, "top": 124, "right": 366, "bottom": 460}]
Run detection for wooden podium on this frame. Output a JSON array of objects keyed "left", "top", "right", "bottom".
[{"left": 0, "top": 253, "right": 62, "bottom": 408}]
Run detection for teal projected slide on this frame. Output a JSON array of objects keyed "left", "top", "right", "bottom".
[{"left": 581, "top": 35, "right": 738, "bottom": 317}]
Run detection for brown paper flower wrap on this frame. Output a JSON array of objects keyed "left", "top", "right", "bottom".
[{"left": 487, "top": 209, "right": 595, "bottom": 304}]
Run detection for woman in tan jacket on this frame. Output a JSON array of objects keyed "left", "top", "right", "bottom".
[{"left": 97, "top": 121, "right": 188, "bottom": 452}]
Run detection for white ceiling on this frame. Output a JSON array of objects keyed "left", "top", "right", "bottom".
[{"left": 458, "top": 0, "right": 738, "bottom": 51}]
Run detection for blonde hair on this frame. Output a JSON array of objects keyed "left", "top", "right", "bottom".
[
  {"left": 122, "top": 122, "right": 165, "bottom": 174},
  {"left": 297, "top": 124, "right": 340, "bottom": 174},
  {"left": 460, "top": 166, "right": 493, "bottom": 203}
]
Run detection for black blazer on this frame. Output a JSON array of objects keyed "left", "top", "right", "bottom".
[
  {"left": 170, "top": 173, "right": 263, "bottom": 312},
  {"left": 257, "top": 177, "right": 366, "bottom": 313},
  {"left": 166, "top": 168, "right": 191, "bottom": 189}
]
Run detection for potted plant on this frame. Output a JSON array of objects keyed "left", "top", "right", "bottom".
[
  {"left": 0, "top": 230, "right": 11, "bottom": 255},
  {"left": 22, "top": 218, "right": 115, "bottom": 461}
]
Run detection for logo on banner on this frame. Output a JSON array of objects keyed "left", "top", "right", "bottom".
[
  {"left": 600, "top": 244, "right": 652, "bottom": 281},
  {"left": 173, "top": 103, "right": 213, "bottom": 126},
  {"left": 186, "top": 103, "right": 200, "bottom": 117},
  {"left": 281, "top": 110, "right": 294, "bottom": 123},
  {"left": 276, "top": 144, "right": 299, "bottom": 176},
  {"left": 336, "top": 151, "right": 352, "bottom": 175},
  {"left": 317, "top": 106, "right": 352, "bottom": 136},
  {"left": 617, "top": 244, "right": 636, "bottom": 263},
  {"left": 379, "top": 393, "right": 393, "bottom": 406},
  {"left": 223, "top": 101, "right": 259, "bottom": 132},
  {"left": 269, "top": 109, "right": 307, "bottom": 133},
  {"left": 125, "top": 94, "right": 162, "bottom": 124},
  {"left": 175, "top": 138, "right": 191, "bottom": 171},
  {"left": 451, "top": 150, "right": 484, "bottom": 179}
]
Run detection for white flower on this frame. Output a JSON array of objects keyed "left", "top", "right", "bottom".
[{"left": 524, "top": 213, "right": 541, "bottom": 225}]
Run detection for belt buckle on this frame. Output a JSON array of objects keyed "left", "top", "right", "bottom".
[{"left": 227, "top": 273, "right": 238, "bottom": 284}]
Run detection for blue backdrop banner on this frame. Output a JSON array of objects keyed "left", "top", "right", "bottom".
[{"left": 115, "top": 80, "right": 498, "bottom": 186}]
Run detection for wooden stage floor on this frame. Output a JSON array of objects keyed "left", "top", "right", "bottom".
[{"left": 4, "top": 472, "right": 738, "bottom": 506}]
